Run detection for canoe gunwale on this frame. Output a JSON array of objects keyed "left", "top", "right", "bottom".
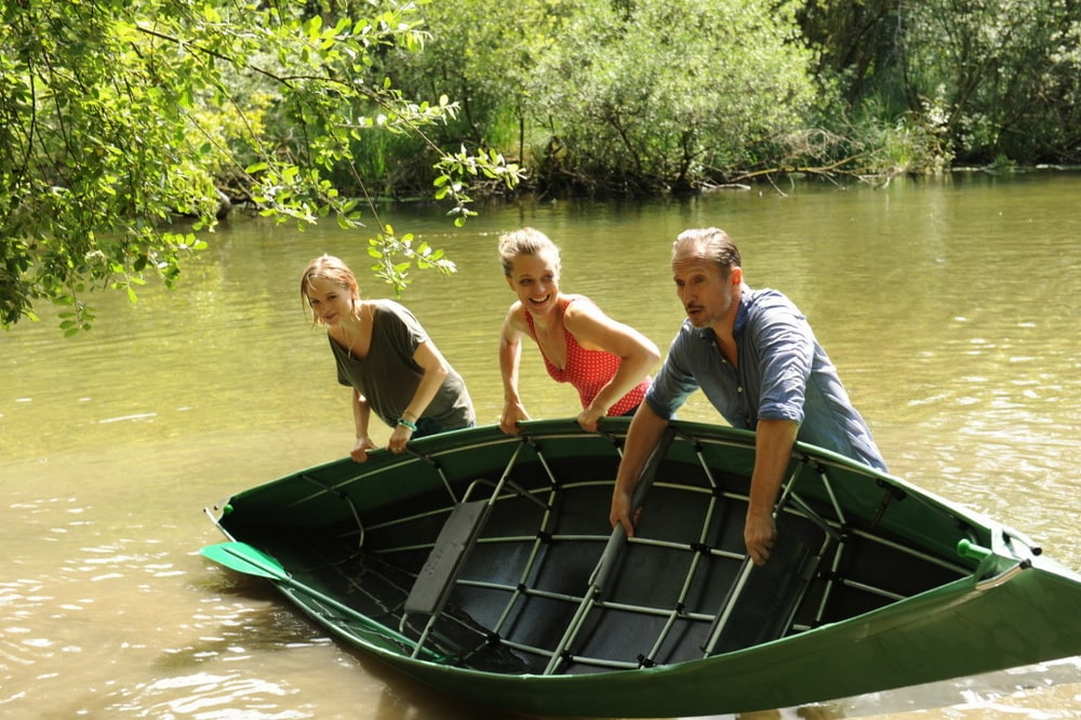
[{"left": 224, "top": 419, "right": 978, "bottom": 534}]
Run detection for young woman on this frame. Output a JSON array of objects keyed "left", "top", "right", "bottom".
[
  {"left": 301, "top": 255, "right": 474, "bottom": 461},
  {"left": 498, "top": 228, "right": 660, "bottom": 434}
]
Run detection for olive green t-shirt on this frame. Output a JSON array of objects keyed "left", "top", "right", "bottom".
[{"left": 329, "top": 299, "right": 474, "bottom": 430}]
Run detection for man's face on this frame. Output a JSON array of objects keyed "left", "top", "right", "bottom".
[{"left": 672, "top": 252, "right": 738, "bottom": 329}]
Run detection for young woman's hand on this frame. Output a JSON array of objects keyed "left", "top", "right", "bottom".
[
  {"left": 576, "top": 406, "right": 605, "bottom": 433},
  {"left": 387, "top": 423, "right": 413, "bottom": 454},
  {"left": 499, "top": 400, "right": 530, "bottom": 435},
  {"left": 350, "top": 435, "right": 376, "bottom": 463}
]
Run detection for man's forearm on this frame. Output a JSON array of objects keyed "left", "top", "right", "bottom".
[
  {"left": 742, "top": 418, "right": 799, "bottom": 565},
  {"left": 748, "top": 418, "right": 799, "bottom": 515},
  {"left": 614, "top": 402, "right": 668, "bottom": 494}
]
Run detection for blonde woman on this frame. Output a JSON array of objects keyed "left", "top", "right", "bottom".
[
  {"left": 498, "top": 228, "right": 659, "bottom": 434},
  {"left": 301, "top": 255, "right": 474, "bottom": 461}
]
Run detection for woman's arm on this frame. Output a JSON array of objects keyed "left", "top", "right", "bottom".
[
  {"left": 564, "top": 299, "right": 660, "bottom": 431},
  {"left": 386, "top": 339, "right": 450, "bottom": 453},
  {"left": 498, "top": 304, "right": 531, "bottom": 435},
  {"left": 350, "top": 389, "right": 376, "bottom": 462}
]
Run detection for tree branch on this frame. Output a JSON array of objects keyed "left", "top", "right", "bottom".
[{"left": 134, "top": 24, "right": 297, "bottom": 89}]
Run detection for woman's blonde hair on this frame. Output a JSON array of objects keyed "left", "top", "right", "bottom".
[
  {"left": 300, "top": 254, "right": 360, "bottom": 323},
  {"left": 497, "top": 227, "right": 561, "bottom": 277}
]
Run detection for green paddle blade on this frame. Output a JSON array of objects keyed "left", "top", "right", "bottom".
[
  {"left": 200, "top": 540, "right": 446, "bottom": 661},
  {"left": 201, "top": 541, "right": 288, "bottom": 580}
]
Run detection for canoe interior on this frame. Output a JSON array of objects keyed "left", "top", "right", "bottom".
[{"left": 213, "top": 420, "right": 986, "bottom": 676}]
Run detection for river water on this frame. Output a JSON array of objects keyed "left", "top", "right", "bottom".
[{"left": 2, "top": 172, "right": 1080, "bottom": 719}]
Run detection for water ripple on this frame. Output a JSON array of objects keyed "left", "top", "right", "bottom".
[{"left": 106, "top": 671, "right": 311, "bottom": 719}]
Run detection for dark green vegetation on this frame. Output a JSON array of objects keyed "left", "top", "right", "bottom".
[
  {"left": 389, "top": 0, "right": 1081, "bottom": 193},
  {"left": 3, "top": 0, "right": 1079, "bottom": 330},
  {"left": 798, "top": 0, "right": 1081, "bottom": 174}
]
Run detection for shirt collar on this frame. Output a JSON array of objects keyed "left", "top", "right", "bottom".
[{"left": 734, "top": 285, "right": 753, "bottom": 335}]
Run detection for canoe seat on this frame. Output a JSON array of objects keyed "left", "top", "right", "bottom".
[{"left": 405, "top": 500, "right": 488, "bottom": 616}]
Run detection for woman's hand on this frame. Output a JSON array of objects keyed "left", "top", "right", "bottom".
[
  {"left": 576, "top": 405, "right": 605, "bottom": 433},
  {"left": 500, "top": 400, "right": 530, "bottom": 435},
  {"left": 387, "top": 423, "right": 413, "bottom": 454},
  {"left": 350, "top": 435, "right": 376, "bottom": 463}
]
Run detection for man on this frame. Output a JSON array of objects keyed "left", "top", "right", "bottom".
[{"left": 609, "top": 228, "right": 886, "bottom": 566}]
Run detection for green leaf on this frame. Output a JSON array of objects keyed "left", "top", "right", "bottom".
[{"left": 245, "top": 162, "right": 268, "bottom": 174}]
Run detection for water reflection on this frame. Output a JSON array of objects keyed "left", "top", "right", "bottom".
[{"left": 2, "top": 173, "right": 1080, "bottom": 720}]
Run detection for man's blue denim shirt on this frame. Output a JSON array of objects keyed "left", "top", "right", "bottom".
[{"left": 646, "top": 287, "right": 887, "bottom": 471}]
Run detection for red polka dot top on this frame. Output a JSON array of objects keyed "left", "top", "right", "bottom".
[{"left": 524, "top": 297, "right": 649, "bottom": 416}]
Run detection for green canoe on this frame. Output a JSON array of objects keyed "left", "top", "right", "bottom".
[{"left": 201, "top": 419, "right": 1081, "bottom": 717}]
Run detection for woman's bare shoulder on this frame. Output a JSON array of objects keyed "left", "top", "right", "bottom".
[{"left": 503, "top": 301, "right": 528, "bottom": 331}]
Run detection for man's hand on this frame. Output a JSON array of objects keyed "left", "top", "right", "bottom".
[
  {"left": 609, "top": 485, "right": 638, "bottom": 537},
  {"left": 743, "top": 507, "right": 776, "bottom": 566},
  {"left": 350, "top": 435, "right": 376, "bottom": 463}
]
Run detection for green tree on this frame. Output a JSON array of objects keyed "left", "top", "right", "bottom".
[
  {"left": 529, "top": 0, "right": 816, "bottom": 193},
  {"left": 0, "top": 0, "right": 520, "bottom": 333},
  {"left": 904, "top": 0, "right": 1081, "bottom": 163},
  {"left": 402, "top": 0, "right": 567, "bottom": 159},
  {"left": 800, "top": 0, "right": 1081, "bottom": 166}
]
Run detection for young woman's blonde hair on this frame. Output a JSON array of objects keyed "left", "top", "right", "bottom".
[
  {"left": 299, "top": 254, "right": 360, "bottom": 324},
  {"left": 497, "top": 227, "right": 562, "bottom": 277}
]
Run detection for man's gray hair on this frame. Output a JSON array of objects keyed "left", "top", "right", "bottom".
[{"left": 673, "top": 227, "right": 742, "bottom": 273}]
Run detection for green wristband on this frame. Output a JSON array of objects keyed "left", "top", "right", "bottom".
[{"left": 397, "top": 417, "right": 418, "bottom": 431}]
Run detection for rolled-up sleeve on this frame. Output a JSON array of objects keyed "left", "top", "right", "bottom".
[
  {"left": 645, "top": 329, "right": 700, "bottom": 420},
  {"left": 751, "top": 308, "right": 813, "bottom": 424}
]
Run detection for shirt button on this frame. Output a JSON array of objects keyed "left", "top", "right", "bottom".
[{"left": 737, "top": 386, "right": 743, "bottom": 393}]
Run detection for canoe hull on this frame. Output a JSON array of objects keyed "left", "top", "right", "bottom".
[
  {"left": 204, "top": 419, "right": 1081, "bottom": 717},
  {"left": 266, "top": 556, "right": 1080, "bottom": 716}
]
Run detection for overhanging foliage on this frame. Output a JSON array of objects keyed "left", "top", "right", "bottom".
[{"left": 0, "top": 0, "right": 520, "bottom": 333}]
